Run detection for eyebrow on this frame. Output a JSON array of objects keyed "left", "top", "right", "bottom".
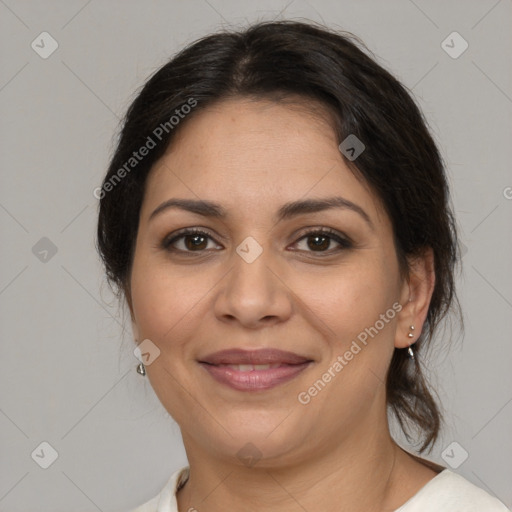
[{"left": 149, "top": 196, "right": 373, "bottom": 229}]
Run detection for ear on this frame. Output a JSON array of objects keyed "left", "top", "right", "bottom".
[{"left": 395, "top": 248, "right": 435, "bottom": 349}]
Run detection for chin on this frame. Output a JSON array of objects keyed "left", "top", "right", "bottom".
[{"left": 194, "top": 414, "right": 311, "bottom": 468}]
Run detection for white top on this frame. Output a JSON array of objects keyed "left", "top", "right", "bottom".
[{"left": 127, "top": 466, "right": 510, "bottom": 511}]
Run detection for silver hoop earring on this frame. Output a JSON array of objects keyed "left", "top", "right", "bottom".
[{"left": 136, "top": 362, "right": 146, "bottom": 376}]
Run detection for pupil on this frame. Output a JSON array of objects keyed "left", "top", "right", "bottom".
[
  {"left": 187, "top": 235, "right": 206, "bottom": 250},
  {"left": 309, "top": 235, "right": 329, "bottom": 251}
]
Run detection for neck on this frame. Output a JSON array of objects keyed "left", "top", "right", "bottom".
[{"left": 177, "top": 417, "right": 412, "bottom": 512}]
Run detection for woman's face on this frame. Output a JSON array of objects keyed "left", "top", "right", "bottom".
[{"left": 128, "top": 97, "right": 416, "bottom": 466}]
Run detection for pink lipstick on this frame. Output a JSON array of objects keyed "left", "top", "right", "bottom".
[{"left": 198, "top": 348, "right": 313, "bottom": 391}]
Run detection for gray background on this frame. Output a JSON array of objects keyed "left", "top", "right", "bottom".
[{"left": 1, "top": 1, "right": 511, "bottom": 511}]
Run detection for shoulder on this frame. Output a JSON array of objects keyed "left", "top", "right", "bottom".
[
  {"left": 124, "top": 466, "right": 190, "bottom": 512},
  {"left": 122, "top": 466, "right": 510, "bottom": 512},
  {"left": 396, "top": 469, "right": 510, "bottom": 511}
]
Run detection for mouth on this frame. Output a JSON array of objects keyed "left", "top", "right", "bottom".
[{"left": 197, "top": 348, "right": 314, "bottom": 391}]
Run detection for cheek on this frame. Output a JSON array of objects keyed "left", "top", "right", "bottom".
[
  {"left": 130, "top": 230, "right": 401, "bottom": 345},
  {"left": 298, "top": 262, "right": 398, "bottom": 338},
  {"left": 296, "top": 266, "right": 398, "bottom": 411},
  {"left": 130, "top": 257, "right": 215, "bottom": 344},
  {"left": 300, "top": 261, "right": 400, "bottom": 401}
]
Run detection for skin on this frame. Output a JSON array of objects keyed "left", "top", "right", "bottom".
[{"left": 127, "top": 97, "right": 442, "bottom": 512}]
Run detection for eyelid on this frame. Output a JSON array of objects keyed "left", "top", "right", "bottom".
[
  {"left": 293, "top": 226, "right": 353, "bottom": 246},
  {"left": 161, "top": 226, "right": 353, "bottom": 254},
  {"left": 161, "top": 228, "right": 221, "bottom": 250}
]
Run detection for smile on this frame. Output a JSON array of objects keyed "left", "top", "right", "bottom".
[{"left": 198, "top": 361, "right": 313, "bottom": 391}]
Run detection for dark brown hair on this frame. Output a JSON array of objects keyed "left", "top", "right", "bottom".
[{"left": 96, "top": 20, "right": 461, "bottom": 453}]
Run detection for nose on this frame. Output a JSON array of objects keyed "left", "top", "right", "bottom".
[{"left": 212, "top": 244, "right": 293, "bottom": 329}]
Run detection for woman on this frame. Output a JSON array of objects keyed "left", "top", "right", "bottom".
[{"left": 96, "top": 20, "right": 509, "bottom": 512}]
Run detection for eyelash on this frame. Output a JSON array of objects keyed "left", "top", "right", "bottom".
[{"left": 161, "top": 227, "right": 353, "bottom": 256}]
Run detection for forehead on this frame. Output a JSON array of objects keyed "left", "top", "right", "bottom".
[{"left": 141, "top": 98, "right": 385, "bottom": 226}]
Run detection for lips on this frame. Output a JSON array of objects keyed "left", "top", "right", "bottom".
[
  {"left": 198, "top": 348, "right": 312, "bottom": 366},
  {"left": 198, "top": 348, "right": 313, "bottom": 391}
]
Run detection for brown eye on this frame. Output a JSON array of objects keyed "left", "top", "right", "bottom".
[
  {"left": 162, "top": 227, "right": 352, "bottom": 256},
  {"left": 306, "top": 234, "right": 331, "bottom": 251},
  {"left": 293, "top": 228, "right": 352, "bottom": 254},
  {"left": 162, "top": 229, "right": 220, "bottom": 253},
  {"left": 182, "top": 233, "right": 209, "bottom": 251}
]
